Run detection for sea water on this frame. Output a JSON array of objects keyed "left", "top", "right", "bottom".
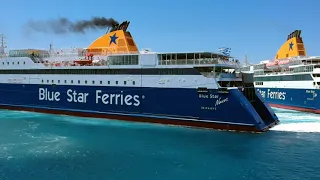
[{"left": 0, "top": 108, "right": 319, "bottom": 180}]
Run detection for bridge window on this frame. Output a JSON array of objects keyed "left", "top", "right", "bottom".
[
  {"left": 107, "top": 55, "right": 139, "bottom": 65},
  {"left": 253, "top": 64, "right": 265, "bottom": 70},
  {"left": 293, "top": 65, "right": 313, "bottom": 73}
]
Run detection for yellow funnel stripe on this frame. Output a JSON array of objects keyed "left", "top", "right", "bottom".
[{"left": 275, "top": 30, "right": 306, "bottom": 60}]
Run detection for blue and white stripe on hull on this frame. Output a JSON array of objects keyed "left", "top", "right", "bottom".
[
  {"left": 0, "top": 83, "right": 278, "bottom": 132},
  {"left": 256, "top": 87, "right": 320, "bottom": 113}
]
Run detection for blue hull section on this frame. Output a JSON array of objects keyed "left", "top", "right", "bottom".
[
  {"left": 256, "top": 88, "right": 320, "bottom": 113},
  {"left": 0, "top": 83, "right": 279, "bottom": 132}
]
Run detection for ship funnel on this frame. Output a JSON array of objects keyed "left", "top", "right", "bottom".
[
  {"left": 108, "top": 21, "right": 130, "bottom": 33},
  {"left": 275, "top": 30, "right": 306, "bottom": 60},
  {"left": 87, "top": 20, "right": 138, "bottom": 55}
]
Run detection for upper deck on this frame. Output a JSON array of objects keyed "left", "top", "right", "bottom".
[
  {"left": 1, "top": 48, "right": 240, "bottom": 68},
  {"left": 0, "top": 20, "right": 240, "bottom": 70}
]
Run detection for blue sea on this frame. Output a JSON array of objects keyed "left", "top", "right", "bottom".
[{"left": 0, "top": 108, "right": 319, "bottom": 180}]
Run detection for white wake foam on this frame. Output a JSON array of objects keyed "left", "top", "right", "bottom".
[
  {"left": 271, "top": 108, "right": 320, "bottom": 133},
  {"left": 271, "top": 122, "right": 320, "bottom": 133}
]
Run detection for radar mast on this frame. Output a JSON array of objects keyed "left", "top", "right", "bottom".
[{"left": 0, "top": 34, "right": 7, "bottom": 57}]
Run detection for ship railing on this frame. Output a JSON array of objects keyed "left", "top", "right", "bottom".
[
  {"left": 253, "top": 62, "right": 320, "bottom": 76},
  {"left": 7, "top": 49, "right": 242, "bottom": 67},
  {"left": 8, "top": 49, "right": 140, "bottom": 58},
  {"left": 304, "top": 61, "right": 320, "bottom": 65},
  {"left": 158, "top": 58, "right": 240, "bottom": 66},
  {"left": 201, "top": 72, "right": 241, "bottom": 78},
  {"left": 48, "top": 51, "right": 140, "bottom": 57},
  {"left": 254, "top": 68, "right": 315, "bottom": 76}
]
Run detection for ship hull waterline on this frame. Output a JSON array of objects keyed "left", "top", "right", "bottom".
[
  {"left": 0, "top": 104, "right": 279, "bottom": 133},
  {"left": 0, "top": 83, "right": 279, "bottom": 133},
  {"left": 269, "top": 103, "right": 320, "bottom": 114},
  {"left": 256, "top": 87, "right": 320, "bottom": 114}
]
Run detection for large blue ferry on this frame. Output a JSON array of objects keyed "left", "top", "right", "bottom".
[
  {"left": 241, "top": 30, "right": 320, "bottom": 114},
  {"left": 0, "top": 21, "right": 279, "bottom": 132}
]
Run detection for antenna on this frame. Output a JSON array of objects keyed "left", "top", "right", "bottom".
[
  {"left": 49, "top": 42, "right": 54, "bottom": 55},
  {"left": 244, "top": 54, "right": 248, "bottom": 66},
  {"left": 0, "top": 34, "right": 7, "bottom": 57}
]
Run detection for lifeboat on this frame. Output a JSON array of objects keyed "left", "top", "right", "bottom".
[
  {"left": 54, "top": 62, "right": 61, "bottom": 67},
  {"left": 74, "top": 59, "right": 93, "bottom": 65},
  {"left": 74, "top": 53, "right": 94, "bottom": 66}
]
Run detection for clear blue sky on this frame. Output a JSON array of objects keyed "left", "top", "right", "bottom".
[{"left": 0, "top": 0, "right": 318, "bottom": 63}]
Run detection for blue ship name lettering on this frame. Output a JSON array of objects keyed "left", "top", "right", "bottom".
[
  {"left": 96, "top": 90, "right": 140, "bottom": 106},
  {"left": 257, "top": 89, "right": 286, "bottom": 100},
  {"left": 38, "top": 88, "right": 141, "bottom": 106},
  {"left": 39, "top": 88, "right": 61, "bottom": 101},
  {"left": 257, "top": 89, "right": 266, "bottom": 98},
  {"left": 267, "top": 89, "right": 286, "bottom": 100},
  {"left": 210, "top": 94, "right": 218, "bottom": 98},
  {"left": 67, "top": 89, "right": 89, "bottom": 103},
  {"left": 199, "top": 94, "right": 209, "bottom": 98},
  {"left": 306, "top": 90, "right": 315, "bottom": 93},
  {"left": 198, "top": 94, "right": 218, "bottom": 99},
  {"left": 215, "top": 97, "right": 228, "bottom": 107}
]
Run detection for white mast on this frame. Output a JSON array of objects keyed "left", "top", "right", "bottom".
[{"left": 0, "top": 34, "right": 7, "bottom": 57}]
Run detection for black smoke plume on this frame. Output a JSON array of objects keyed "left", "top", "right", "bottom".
[{"left": 25, "top": 17, "right": 119, "bottom": 34}]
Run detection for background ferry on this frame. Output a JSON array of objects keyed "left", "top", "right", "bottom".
[
  {"left": 0, "top": 20, "right": 279, "bottom": 132},
  {"left": 241, "top": 30, "right": 320, "bottom": 114}
]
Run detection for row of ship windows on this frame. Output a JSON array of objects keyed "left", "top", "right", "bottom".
[
  {"left": 2, "top": 61, "right": 26, "bottom": 65},
  {"left": 254, "top": 74, "right": 312, "bottom": 81},
  {"left": 42, "top": 79, "right": 136, "bottom": 85},
  {"left": 0, "top": 69, "right": 187, "bottom": 75},
  {"left": 256, "top": 81, "right": 320, "bottom": 86}
]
